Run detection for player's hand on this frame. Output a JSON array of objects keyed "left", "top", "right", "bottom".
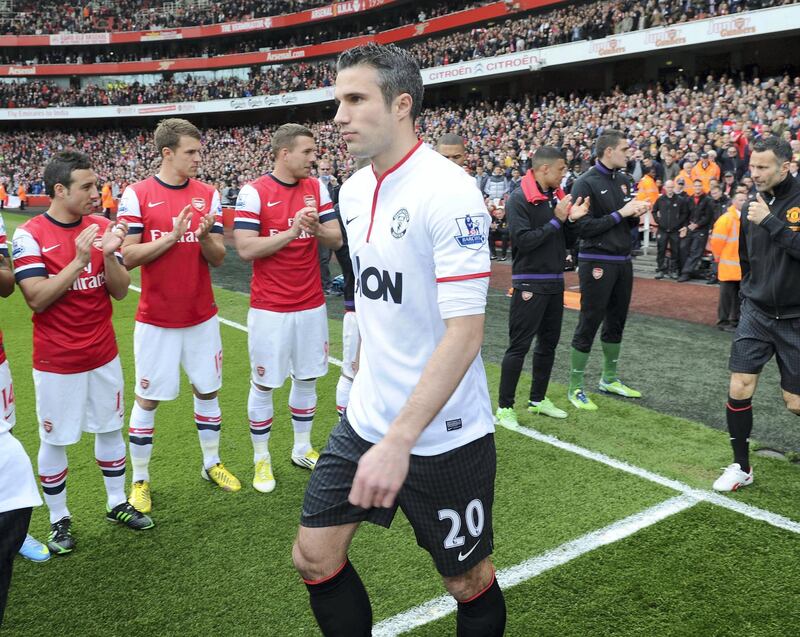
[
  {"left": 297, "top": 207, "right": 320, "bottom": 236},
  {"left": 688, "top": 222, "right": 698, "bottom": 231},
  {"left": 747, "top": 194, "right": 771, "bottom": 225},
  {"left": 195, "top": 213, "right": 217, "bottom": 240},
  {"left": 679, "top": 227, "right": 688, "bottom": 238},
  {"left": 101, "top": 220, "right": 128, "bottom": 256},
  {"left": 74, "top": 223, "right": 98, "bottom": 267},
  {"left": 348, "top": 438, "right": 411, "bottom": 509},
  {"left": 568, "top": 196, "right": 590, "bottom": 222},
  {"left": 619, "top": 200, "right": 647, "bottom": 218},
  {"left": 170, "top": 206, "right": 193, "bottom": 241},
  {"left": 554, "top": 194, "right": 572, "bottom": 222}
]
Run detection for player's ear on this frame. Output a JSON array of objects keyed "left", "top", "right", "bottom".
[{"left": 394, "top": 92, "right": 413, "bottom": 122}]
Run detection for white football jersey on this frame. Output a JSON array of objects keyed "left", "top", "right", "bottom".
[{"left": 342, "top": 142, "right": 494, "bottom": 455}]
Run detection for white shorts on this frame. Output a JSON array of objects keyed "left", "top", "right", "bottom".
[
  {"left": 341, "top": 311, "right": 360, "bottom": 380},
  {"left": 0, "top": 359, "right": 16, "bottom": 428},
  {"left": 33, "top": 356, "right": 125, "bottom": 446},
  {"left": 134, "top": 316, "right": 223, "bottom": 401},
  {"left": 248, "top": 305, "right": 329, "bottom": 388}
]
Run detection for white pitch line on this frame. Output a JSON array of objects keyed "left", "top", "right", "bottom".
[
  {"left": 373, "top": 495, "right": 697, "bottom": 637},
  {"left": 509, "top": 424, "right": 800, "bottom": 535}
]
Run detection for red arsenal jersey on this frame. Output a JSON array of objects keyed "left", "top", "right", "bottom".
[
  {"left": 118, "top": 176, "right": 223, "bottom": 328},
  {"left": 234, "top": 175, "right": 334, "bottom": 312},
  {"left": 12, "top": 213, "right": 120, "bottom": 374}
]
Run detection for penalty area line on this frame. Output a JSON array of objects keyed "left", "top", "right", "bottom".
[{"left": 373, "top": 495, "right": 697, "bottom": 636}]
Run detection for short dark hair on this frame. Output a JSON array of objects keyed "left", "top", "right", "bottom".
[
  {"left": 595, "top": 129, "right": 626, "bottom": 159},
  {"left": 532, "top": 146, "right": 565, "bottom": 169},
  {"left": 337, "top": 43, "right": 424, "bottom": 120},
  {"left": 271, "top": 123, "right": 314, "bottom": 159},
  {"left": 751, "top": 137, "right": 792, "bottom": 164},
  {"left": 44, "top": 151, "right": 91, "bottom": 197},
  {"left": 437, "top": 133, "right": 465, "bottom": 149}
]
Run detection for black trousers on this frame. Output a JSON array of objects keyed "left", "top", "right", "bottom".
[
  {"left": 718, "top": 281, "right": 741, "bottom": 325},
  {"left": 680, "top": 230, "right": 708, "bottom": 276},
  {"left": 656, "top": 230, "right": 680, "bottom": 273},
  {"left": 489, "top": 229, "right": 510, "bottom": 257},
  {"left": 499, "top": 290, "right": 563, "bottom": 407},
  {"left": 571, "top": 261, "right": 633, "bottom": 353},
  {"left": 0, "top": 507, "right": 32, "bottom": 627},
  {"left": 318, "top": 245, "right": 332, "bottom": 289}
]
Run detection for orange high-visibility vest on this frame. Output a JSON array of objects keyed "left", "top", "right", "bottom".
[
  {"left": 0, "top": 184, "right": 7, "bottom": 203},
  {"left": 101, "top": 183, "right": 114, "bottom": 209},
  {"left": 709, "top": 206, "right": 741, "bottom": 281},
  {"left": 636, "top": 174, "right": 660, "bottom": 206},
  {"left": 17, "top": 184, "right": 26, "bottom": 202},
  {"left": 690, "top": 161, "right": 721, "bottom": 193}
]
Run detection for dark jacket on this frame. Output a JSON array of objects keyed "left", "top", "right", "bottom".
[
  {"left": 685, "top": 193, "right": 713, "bottom": 231},
  {"left": 571, "top": 161, "right": 638, "bottom": 260},
  {"left": 709, "top": 194, "right": 730, "bottom": 223},
  {"left": 740, "top": 175, "right": 800, "bottom": 318},
  {"left": 506, "top": 173, "right": 577, "bottom": 294},
  {"left": 653, "top": 193, "right": 688, "bottom": 233}
]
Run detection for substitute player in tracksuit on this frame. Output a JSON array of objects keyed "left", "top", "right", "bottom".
[
  {"left": 714, "top": 137, "right": 800, "bottom": 491},
  {"left": 495, "top": 146, "right": 589, "bottom": 428},
  {"left": 567, "top": 129, "right": 649, "bottom": 411}
]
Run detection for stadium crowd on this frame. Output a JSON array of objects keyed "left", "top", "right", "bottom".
[
  {"left": 1, "top": 72, "right": 799, "bottom": 200},
  {"left": 0, "top": 0, "right": 795, "bottom": 108}
]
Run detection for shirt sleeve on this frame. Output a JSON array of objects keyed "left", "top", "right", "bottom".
[
  {"left": 317, "top": 178, "right": 336, "bottom": 224},
  {"left": 233, "top": 184, "right": 261, "bottom": 232},
  {"left": 0, "top": 213, "right": 7, "bottom": 258},
  {"left": 11, "top": 227, "right": 47, "bottom": 281},
  {"left": 117, "top": 187, "right": 142, "bottom": 234},
  {"left": 210, "top": 189, "right": 224, "bottom": 235},
  {"left": 426, "top": 177, "right": 491, "bottom": 319}
]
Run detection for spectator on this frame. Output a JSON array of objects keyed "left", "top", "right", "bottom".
[
  {"left": 678, "top": 179, "right": 713, "bottom": 282},
  {"left": 484, "top": 166, "right": 509, "bottom": 200},
  {"left": 488, "top": 205, "right": 510, "bottom": 261},
  {"left": 709, "top": 191, "right": 745, "bottom": 331}
]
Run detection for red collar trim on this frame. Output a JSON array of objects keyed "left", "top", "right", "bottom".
[
  {"left": 521, "top": 171, "right": 564, "bottom": 204},
  {"left": 371, "top": 139, "right": 423, "bottom": 182}
]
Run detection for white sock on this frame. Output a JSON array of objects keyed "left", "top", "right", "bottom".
[
  {"left": 38, "top": 442, "right": 69, "bottom": 524},
  {"left": 336, "top": 374, "right": 353, "bottom": 417},
  {"left": 194, "top": 396, "right": 221, "bottom": 470},
  {"left": 129, "top": 402, "right": 155, "bottom": 483},
  {"left": 95, "top": 430, "right": 127, "bottom": 510},
  {"left": 289, "top": 377, "right": 316, "bottom": 456},
  {"left": 248, "top": 383, "right": 273, "bottom": 463}
]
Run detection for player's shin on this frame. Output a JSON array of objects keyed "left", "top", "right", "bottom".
[
  {"left": 194, "top": 396, "right": 222, "bottom": 470},
  {"left": 455, "top": 571, "right": 507, "bottom": 637},
  {"left": 38, "top": 442, "right": 69, "bottom": 524},
  {"left": 290, "top": 378, "right": 317, "bottom": 456},
  {"left": 727, "top": 396, "right": 753, "bottom": 471},
  {"left": 95, "top": 430, "right": 127, "bottom": 509},
  {"left": 304, "top": 559, "right": 372, "bottom": 637},
  {"left": 248, "top": 383, "right": 273, "bottom": 463},
  {"left": 335, "top": 375, "right": 352, "bottom": 417},
  {"left": 129, "top": 402, "right": 155, "bottom": 483}
]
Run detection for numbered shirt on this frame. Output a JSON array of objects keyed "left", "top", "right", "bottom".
[
  {"left": 12, "top": 213, "right": 120, "bottom": 374},
  {"left": 0, "top": 213, "right": 7, "bottom": 365},
  {"left": 118, "top": 176, "right": 223, "bottom": 328},
  {"left": 340, "top": 141, "right": 494, "bottom": 456},
  {"left": 234, "top": 174, "right": 334, "bottom": 312}
]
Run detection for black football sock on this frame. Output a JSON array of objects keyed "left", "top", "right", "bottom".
[
  {"left": 305, "top": 559, "right": 372, "bottom": 637},
  {"left": 726, "top": 396, "right": 753, "bottom": 472},
  {"left": 456, "top": 572, "right": 506, "bottom": 637}
]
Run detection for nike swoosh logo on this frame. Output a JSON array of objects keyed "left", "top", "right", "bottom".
[
  {"left": 148, "top": 201, "right": 165, "bottom": 207},
  {"left": 41, "top": 244, "right": 60, "bottom": 253},
  {"left": 345, "top": 216, "right": 359, "bottom": 224},
  {"left": 600, "top": 189, "right": 608, "bottom": 194},
  {"left": 267, "top": 201, "right": 282, "bottom": 207},
  {"left": 457, "top": 539, "right": 481, "bottom": 562}
]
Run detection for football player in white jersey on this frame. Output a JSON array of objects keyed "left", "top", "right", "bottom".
[{"left": 293, "top": 44, "right": 505, "bottom": 636}]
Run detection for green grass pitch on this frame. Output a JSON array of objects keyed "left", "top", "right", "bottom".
[{"left": 2, "top": 212, "right": 799, "bottom": 636}]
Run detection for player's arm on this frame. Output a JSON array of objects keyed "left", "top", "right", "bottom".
[
  {"left": 196, "top": 190, "right": 226, "bottom": 267},
  {"left": 739, "top": 215, "right": 750, "bottom": 280},
  {"left": 573, "top": 183, "right": 644, "bottom": 238},
  {"left": 748, "top": 194, "right": 800, "bottom": 260},
  {"left": 15, "top": 224, "right": 97, "bottom": 314},
  {"left": 349, "top": 311, "right": 486, "bottom": 510},
  {"left": 506, "top": 191, "right": 562, "bottom": 251},
  {"left": 0, "top": 235, "right": 12, "bottom": 297},
  {"left": 308, "top": 186, "right": 342, "bottom": 250},
  {"left": 233, "top": 184, "right": 303, "bottom": 260},
  {"left": 102, "top": 221, "right": 130, "bottom": 300}
]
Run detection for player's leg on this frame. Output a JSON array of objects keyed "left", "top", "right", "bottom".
[
  {"left": 295, "top": 416, "right": 392, "bottom": 636},
  {"left": 0, "top": 360, "right": 16, "bottom": 427},
  {"left": 569, "top": 263, "right": 615, "bottom": 409},
  {"left": 497, "top": 290, "right": 543, "bottom": 426},
  {"left": 182, "top": 316, "right": 239, "bottom": 491},
  {"left": 773, "top": 315, "right": 800, "bottom": 419},
  {"left": 400, "top": 433, "right": 504, "bottom": 636},
  {"left": 655, "top": 230, "right": 668, "bottom": 277},
  {"left": 88, "top": 357, "right": 153, "bottom": 529},
  {"left": 128, "top": 321, "right": 181, "bottom": 511},
  {"left": 0, "top": 506, "right": 33, "bottom": 624},
  {"left": 529, "top": 293, "right": 567, "bottom": 419},
  {"left": 336, "top": 311, "right": 360, "bottom": 417},
  {"left": 599, "top": 262, "right": 640, "bottom": 398},
  {"left": 247, "top": 307, "right": 292, "bottom": 491},
  {"left": 290, "top": 305, "right": 329, "bottom": 470}
]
